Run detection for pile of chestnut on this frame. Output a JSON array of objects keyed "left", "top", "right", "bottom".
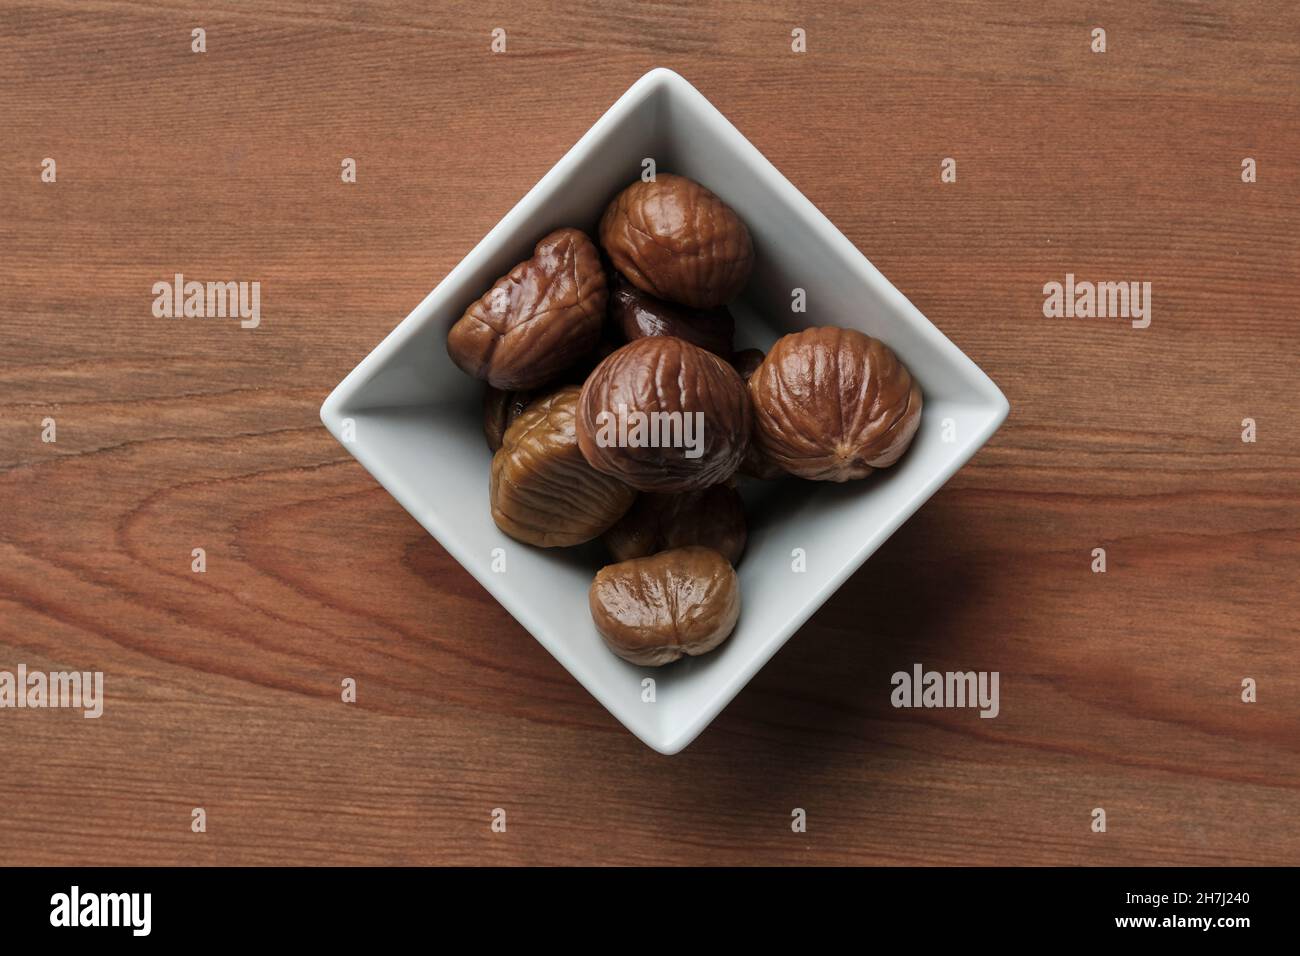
[{"left": 447, "top": 174, "right": 923, "bottom": 667}]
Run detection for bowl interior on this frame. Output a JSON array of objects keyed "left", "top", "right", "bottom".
[{"left": 321, "top": 70, "right": 1007, "bottom": 753}]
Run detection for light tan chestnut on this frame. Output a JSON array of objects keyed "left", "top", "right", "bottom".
[
  {"left": 447, "top": 228, "right": 606, "bottom": 390},
  {"left": 589, "top": 546, "right": 740, "bottom": 666},
  {"left": 599, "top": 174, "right": 753, "bottom": 309},
  {"left": 490, "top": 386, "right": 635, "bottom": 547},
  {"left": 576, "top": 337, "right": 751, "bottom": 493},
  {"left": 748, "top": 327, "right": 923, "bottom": 481}
]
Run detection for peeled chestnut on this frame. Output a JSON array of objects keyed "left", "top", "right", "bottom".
[
  {"left": 748, "top": 327, "right": 923, "bottom": 481},
  {"left": 610, "top": 274, "right": 734, "bottom": 357},
  {"left": 589, "top": 546, "right": 740, "bottom": 666},
  {"left": 447, "top": 228, "right": 606, "bottom": 390},
  {"left": 730, "top": 348, "right": 786, "bottom": 480},
  {"left": 576, "top": 336, "right": 751, "bottom": 493},
  {"left": 490, "top": 386, "right": 635, "bottom": 547},
  {"left": 604, "top": 483, "right": 747, "bottom": 565},
  {"left": 482, "top": 386, "right": 535, "bottom": 452},
  {"left": 599, "top": 174, "right": 753, "bottom": 309}
]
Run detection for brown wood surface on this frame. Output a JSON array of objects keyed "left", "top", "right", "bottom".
[{"left": 2, "top": 0, "right": 1298, "bottom": 866}]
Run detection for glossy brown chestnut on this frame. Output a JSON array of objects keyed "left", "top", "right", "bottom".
[
  {"left": 748, "top": 327, "right": 923, "bottom": 481},
  {"left": 599, "top": 174, "right": 753, "bottom": 309},
  {"left": 603, "top": 483, "right": 747, "bottom": 565},
  {"left": 490, "top": 386, "right": 636, "bottom": 547},
  {"left": 589, "top": 546, "right": 740, "bottom": 666},
  {"left": 447, "top": 228, "right": 606, "bottom": 390},
  {"left": 610, "top": 275, "right": 734, "bottom": 357},
  {"left": 576, "top": 336, "right": 751, "bottom": 493}
]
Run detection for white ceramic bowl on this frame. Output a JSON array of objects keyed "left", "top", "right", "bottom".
[{"left": 320, "top": 68, "right": 1009, "bottom": 754}]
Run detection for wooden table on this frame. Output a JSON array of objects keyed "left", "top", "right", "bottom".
[{"left": 2, "top": 0, "right": 1297, "bottom": 866}]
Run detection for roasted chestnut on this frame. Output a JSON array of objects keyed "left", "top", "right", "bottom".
[
  {"left": 447, "top": 228, "right": 606, "bottom": 390},
  {"left": 490, "top": 386, "right": 636, "bottom": 547},
  {"left": 599, "top": 174, "right": 753, "bottom": 309},
  {"left": 610, "top": 274, "right": 734, "bottom": 357},
  {"left": 604, "top": 483, "right": 747, "bottom": 565},
  {"left": 576, "top": 336, "right": 751, "bottom": 493},
  {"left": 589, "top": 546, "right": 740, "bottom": 666},
  {"left": 747, "top": 327, "right": 922, "bottom": 481}
]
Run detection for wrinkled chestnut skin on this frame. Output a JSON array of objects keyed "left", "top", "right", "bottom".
[
  {"left": 490, "top": 386, "right": 635, "bottom": 547},
  {"left": 589, "top": 546, "right": 740, "bottom": 666},
  {"left": 730, "top": 348, "right": 786, "bottom": 480},
  {"left": 599, "top": 174, "right": 753, "bottom": 309},
  {"left": 748, "top": 327, "right": 923, "bottom": 481},
  {"left": 610, "top": 275, "right": 734, "bottom": 357},
  {"left": 482, "top": 386, "right": 535, "bottom": 452},
  {"left": 448, "top": 228, "right": 606, "bottom": 390},
  {"left": 576, "top": 337, "right": 751, "bottom": 493},
  {"left": 604, "top": 483, "right": 747, "bottom": 565}
]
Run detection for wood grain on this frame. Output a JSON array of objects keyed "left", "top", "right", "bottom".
[{"left": 1, "top": 0, "right": 1297, "bottom": 865}]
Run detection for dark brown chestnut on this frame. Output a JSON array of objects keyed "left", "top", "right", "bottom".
[
  {"left": 610, "top": 274, "right": 734, "bottom": 357},
  {"left": 447, "top": 228, "right": 606, "bottom": 390},
  {"left": 599, "top": 174, "right": 753, "bottom": 309},
  {"left": 576, "top": 337, "right": 751, "bottom": 493},
  {"left": 603, "top": 483, "right": 747, "bottom": 565}
]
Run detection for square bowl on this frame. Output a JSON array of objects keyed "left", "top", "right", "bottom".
[{"left": 320, "top": 68, "right": 1009, "bottom": 754}]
